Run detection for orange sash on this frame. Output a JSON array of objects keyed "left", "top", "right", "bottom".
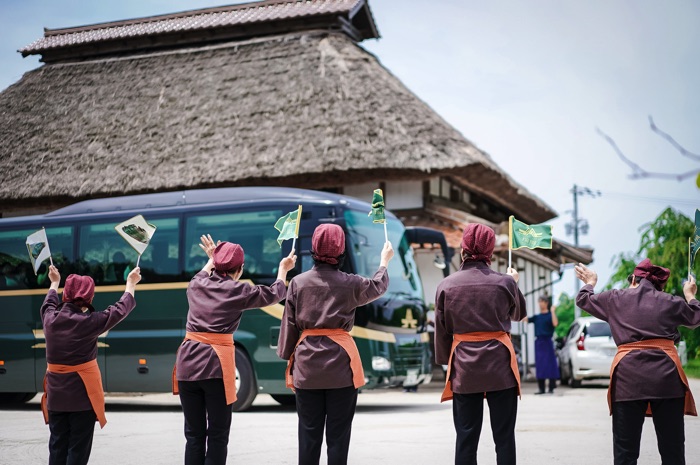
[
  {"left": 285, "top": 328, "right": 365, "bottom": 390},
  {"left": 441, "top": 331, "right": 521, "bottom": 403},
  {"left": 608, "top": 338, "right": 696, "bottom": 416},
  {"left": 172, "top": 331, "right": 237, "bottom": 405},
  {"left": 41, "top": 359, "right": 106, "bottom": 428}
]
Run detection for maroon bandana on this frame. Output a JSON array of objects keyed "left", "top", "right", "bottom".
[
  {"left": 311, "top": 224, "right": 345, "bottom": 265},
  {"left": 461, "top": 223, "right": 495, "bottom": 265},
  {"left": 213, "top": 242, "right": 245, "bottom": 272},
  {"left": 62, "top": 274, "right": 95, "bottom": 307},
  {"left": 633, "top": 258, "right": 670, "bottom": 290}
]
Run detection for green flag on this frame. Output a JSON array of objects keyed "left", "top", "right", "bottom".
[
  {"left": 509, "top": 216, "right": 553, "bottom": 250},
  {"left": 368, "top": 189, "right": 386, "bottom": 224},
  {"left": 274, "top": 206, "right": 302, "bottom": 246},
  {"left": 690, "top": 209, "right": 700, "bottom": 271}
]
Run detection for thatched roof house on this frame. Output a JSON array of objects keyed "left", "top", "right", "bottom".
[
  {"left": 1, "top": 0, "right": 591, "bottom": 274},
  {"left": 1, "top": 0, "right": 554, "bottom": 224}
]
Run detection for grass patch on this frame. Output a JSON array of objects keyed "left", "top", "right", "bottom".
[{"left": 685, "top": 358, "right": 700, "bottom": 379}]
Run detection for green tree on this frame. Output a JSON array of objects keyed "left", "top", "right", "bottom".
[
  {"left": 554, "top": 293, "right": 576, "bottom": 340},
  {"left": 608, "top": 207, "right": 699, "bottom": 357}
]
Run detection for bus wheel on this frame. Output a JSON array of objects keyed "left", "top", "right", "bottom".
[
  {"left": 270, "top": 394, "right": 296, "bottom": 406},
  {"left": 232, "top": 347, "right": 257, "bottom": 412},
  {"left": 0, "top": 392, "right": 36, "bottom": 404}
]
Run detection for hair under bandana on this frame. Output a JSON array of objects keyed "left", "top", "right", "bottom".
[
  {"left": 311, "top": 224, "right": 345, "bottom": 265},
  {"left": 62, "top": 274, "right": 95, "bottom": 307},
  {"left": 461, "top": 223, "right": 495, "bottom": 265},
  {"left": 632, "top": 258, "right": 670, "bottom": 290},
  {"left": 213, "top": 242, "right": 245, "bottom": 272}
]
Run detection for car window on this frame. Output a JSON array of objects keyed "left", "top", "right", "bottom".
[
  {"left": 565, "top": 322, "right": 579, "bottom": 342},
  {"left": 587, "top": 321, "right": 611, "bottom": 338}
]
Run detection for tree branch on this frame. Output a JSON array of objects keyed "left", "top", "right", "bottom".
[
  {"left": 595, "top": 127, "right": 698, "bottom": 181},
  {"left": 648, "top": 115, "right": 700, "bottom": 162}
]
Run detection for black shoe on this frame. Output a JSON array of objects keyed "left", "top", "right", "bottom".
[{"left": 534, "top": 391, "right": 546, "bottom": 395}]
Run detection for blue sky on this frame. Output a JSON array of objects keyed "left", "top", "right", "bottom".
[{"left": 1, "top": 0, "right": 699, "bottom": 296}]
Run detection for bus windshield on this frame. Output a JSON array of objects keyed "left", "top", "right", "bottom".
[{"left": 344, "top": 209, "right": 423, "bottom": 301}]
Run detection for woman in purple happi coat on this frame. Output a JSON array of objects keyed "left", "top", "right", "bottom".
[{"left": 575, "top": 259, "right": 699, "bottom": 465}]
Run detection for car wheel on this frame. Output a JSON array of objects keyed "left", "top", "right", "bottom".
[
  {"left": 231, "top": 346, "right": 257, "bottom": 412},
  {"left": 270, "top": 394, "right": 296, "bottom": 406},
  {"left": 569, "top": 362, "right": 581, "bottom": 388}
]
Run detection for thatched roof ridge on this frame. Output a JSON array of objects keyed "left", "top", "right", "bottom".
[
  {"left": 20, "top": 0, "right": 378, "bottom": 62},
  {"left": 0, "top": 31, "right": 554, "bottom": 223}
]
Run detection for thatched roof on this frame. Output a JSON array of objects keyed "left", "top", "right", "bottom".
[
  {"left": 1, "top": 2, "right": 555, "bottom": 224},
  {"left": 20, "top": 0, "right": 379, "bottom": 62}
]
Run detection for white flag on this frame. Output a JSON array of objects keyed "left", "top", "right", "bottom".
[
  {"left": 114, "top": 215, "right": 157, "bottom": 256},
  {"left": 26, "top": 228, "right": 52, "bottom": 274}
]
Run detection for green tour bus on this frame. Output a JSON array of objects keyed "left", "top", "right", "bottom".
[{"left": 0, "top": 187, "right": 443, "bottom": 411}]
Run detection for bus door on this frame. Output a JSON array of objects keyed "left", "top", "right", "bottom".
[{"left": 77, "top": 217, "right": 185, "bottom": 392}]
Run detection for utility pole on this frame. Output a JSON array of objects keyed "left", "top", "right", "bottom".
[{"left": 566, "top": 184, "right": 600, "bottom": 318}]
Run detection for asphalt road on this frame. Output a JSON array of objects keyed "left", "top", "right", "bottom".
[{"left": 1, "top": 376, "right": 699, "bottom": 464}]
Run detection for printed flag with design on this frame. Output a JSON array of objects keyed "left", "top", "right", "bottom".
[
  {"left": 509, "top": 216, "right": 553, "bottom": 250},
  {"left": 690, "top": 209, "right": 700, "bottom": 273},
  {"left": 26, "top": 228, "right": 52, "bottom": 274},
  {"left": 115, "top": 215, "right": 157, "bottom": 255},
  {"left": 274, "top": 205, "right": 302, "bottom": 246},
  {"left": 368, "top": 189, "right": 386, "bottom": 224}
]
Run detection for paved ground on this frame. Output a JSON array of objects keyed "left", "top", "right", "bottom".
[{"left": 1, "top": 375, "right": 699, "bottom": 464}]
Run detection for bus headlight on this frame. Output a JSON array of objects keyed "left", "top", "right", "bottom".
[{"left": 372, "top": 356, "right": 392, "bottom": 371}]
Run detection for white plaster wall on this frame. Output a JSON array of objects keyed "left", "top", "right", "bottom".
[
  {"left": 343, "top": 182, "right": 381, "bottom": 203},
  {"left": 413, "top": 248, "right": 447, "bottom": 306},
  {"left": 384, "top": 180, "right": 423, "bottom": 210}
]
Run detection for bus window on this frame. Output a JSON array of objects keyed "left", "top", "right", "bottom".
[
  {"left": 300, "top": 237, "right": 314, "bottom": 272},
  {"left": 0, "top": 226, "right": 74, "bottom": 290},
  {"left": 137, "top": 218, "right": 180, "bottom": 283},
  {"left": 185, "top": 210, "right": 285, "bottom": 281},
  {"left": 78, "top": 218, "right": 180, "bottom": 284},
  {"left": 344, "top": 210, "right": 422, "bottom": 300}
]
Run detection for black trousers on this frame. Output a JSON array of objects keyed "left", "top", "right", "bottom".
[
  {"left": 295, "top": 385, "right": 358, "bottom": 465},
  {"left": 48, "top": 409, "right": 97, "bottom": 465},
  {"left": 178, "top": 379, "right": 232, "bottom": 465},
  {"left": 453, "top": 387, "right": 518, "bottom": 465},
  {"left": 536, "top": 378, "right": 556, "bottom": 393},
  {"left": 612, "top": 397, "right": 685, "bottom": 465}
]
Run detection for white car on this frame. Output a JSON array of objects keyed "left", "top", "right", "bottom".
[{"left": 558, "top": 316, "right": 616, "bottom": 388}]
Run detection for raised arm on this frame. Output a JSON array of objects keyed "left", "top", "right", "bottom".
[
  {"left": 351, "top": 241, "right": 394, "bottom": 306},
  {"left": 199, "top": 234, "right": 218, "bottom": 275},
  {"left": 124, "top": 267, "right": 141, "bottom": 297},
  {"left": 40, "top": 265, "right": 62, "bottom": 319},
  {"left": 574, "top": 263, "right": 610, "bottom": 320},
  {"left": 48, "top": 265, "right": 60, "bottom": 292},
  {"left": 551, "top": 306, "right": 559, "bottom": 327},
  {"left": 679, "top": 276, "right": 700, "bottom": 328},
  {"left": 380, "top": 241, "right": 394, "bottom": 268},
  {"left": 91, "top": 267, "right": 141, "bottom": 333},
  {"left": 276, "top": 249, "right": 297, "bottom": 283}
]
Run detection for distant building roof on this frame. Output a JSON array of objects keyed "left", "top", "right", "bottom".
[{"left": 20, "top": 0, "right": 379, "bottom": 62}]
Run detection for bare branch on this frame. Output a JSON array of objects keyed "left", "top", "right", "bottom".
[
  {"left": 595, "top": 127, "right": 698, "bottom": 181},
  {"left": 648, "top": 115, "right": 700, "bottom": 162}
]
